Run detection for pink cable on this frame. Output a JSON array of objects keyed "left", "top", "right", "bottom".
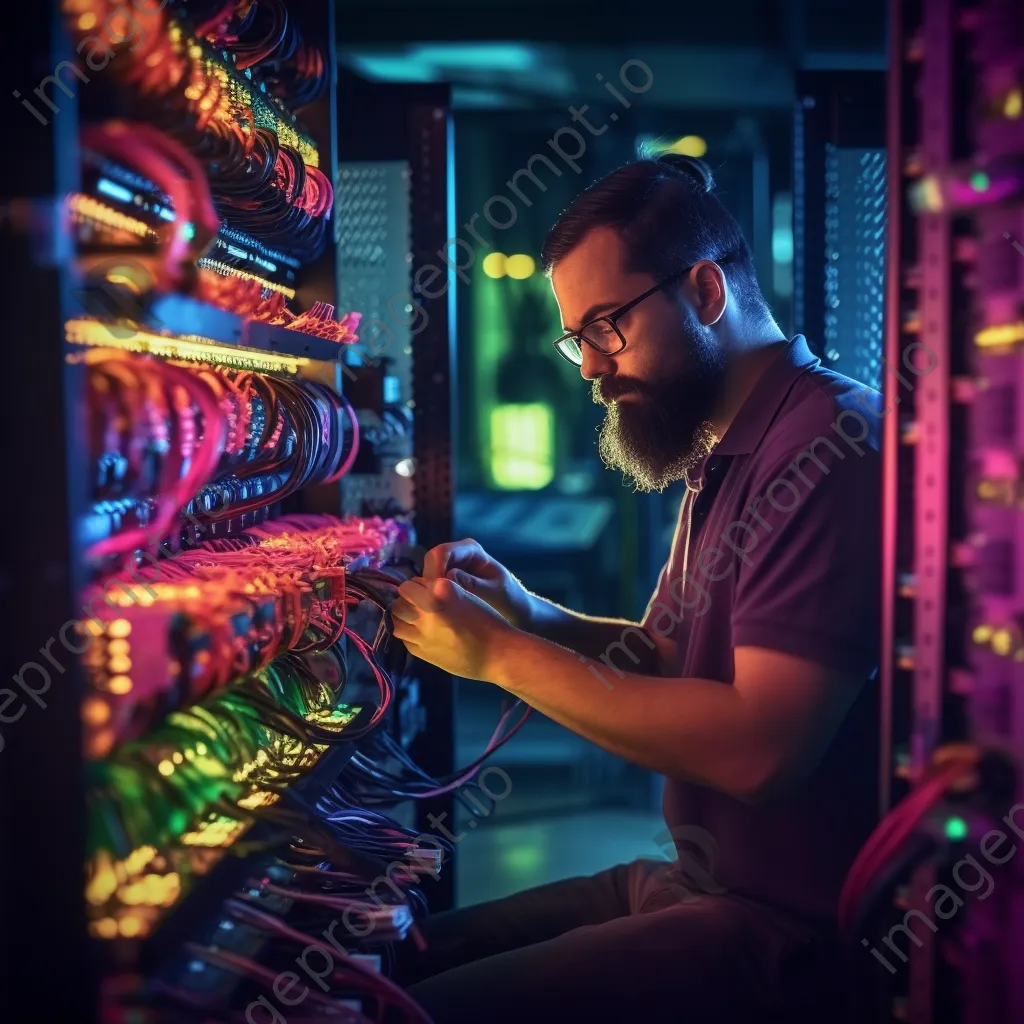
[
  {"left": 127, "top": 122, "right": 221, "bottom": 247},
  {"left": 344, "top": 628, "right": 392, "bottom": 724},
  {"left": 87, "top": 360, "right": 227, "bottom": 561},
  {"left": 411, "top": 703, "right": 532, "bottom": 799},
  {"left": 838, "top": 759, "right": 974, "bottom": 929},
  {"left": 189, "top": 944, "right": 370, "bottom": 1021},
  {"left": 324, "top": 396, "right": 360, "bottom": 483},
  {"left": 194, "top": 0, "right": 239, "bottom": 40},
  {"left": 229, "top": 899, "right": 434, "bottom": 1024},
  {"left": 151, "top": 360, "right": 229, "bottom": 527},
  {"left": 81, "top": 124, "right": 195, "bottom": 288}
]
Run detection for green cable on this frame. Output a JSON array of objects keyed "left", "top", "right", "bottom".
[{"left": 90, "top": 641, "right": 358, "bottom": 857}]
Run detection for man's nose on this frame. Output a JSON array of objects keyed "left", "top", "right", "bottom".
[{"left": 580, "top": 344, "right": 615, "bottom": 381}]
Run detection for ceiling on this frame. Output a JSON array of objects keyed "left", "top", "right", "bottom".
[{"left": 335, "top": 0, "right": 887, "bottom": 109}]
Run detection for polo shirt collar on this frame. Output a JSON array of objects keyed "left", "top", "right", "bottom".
[{"left": 713, "top": 335, "right": 820, "bottom": 457}]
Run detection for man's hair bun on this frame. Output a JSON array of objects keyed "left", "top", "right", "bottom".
[{"left": 655, "top": 153, "right": 715, "bottom": 192}]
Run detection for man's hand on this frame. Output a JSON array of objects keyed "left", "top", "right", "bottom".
[
  {"left": 391, "top": 575, "right": 515, "bottom": 680},
  {"left": 421, "top": 538, "right": 534, "bottom": 629}
]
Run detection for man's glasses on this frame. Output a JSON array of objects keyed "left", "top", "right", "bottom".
[{"left": 552, "top": 269, "right": 693, "bottom": 367}]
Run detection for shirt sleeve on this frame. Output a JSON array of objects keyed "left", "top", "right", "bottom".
[
  {"left": 641, "top": 486, "right": 694, "bottom": 631},
  {"left": 730, "top": 439, "right": 882, "bottom": 676},
  {"left": 642, "top": 562, "right": 669, "bottom": 628}
]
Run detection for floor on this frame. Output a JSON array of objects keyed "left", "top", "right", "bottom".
[
  {"left": 452, "top": 684, "right": 666, "bottom": 908},
  {"left": 455, "top": 807, "right": 668, "bottom": 907}
]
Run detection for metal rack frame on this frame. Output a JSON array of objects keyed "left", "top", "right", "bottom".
[
  {"left": 336, "top": 69, "right": 458, "bottom": 914},
  {"left": 1, "top": 5, "right": 93, "bottom": 1017},
  {"left": 877, "top": 3, "right": 954, "bottom": 1020}
]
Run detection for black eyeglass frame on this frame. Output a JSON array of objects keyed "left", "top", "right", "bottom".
[{"left": 551, "top": 267, "right": 695, "bottom": 366}]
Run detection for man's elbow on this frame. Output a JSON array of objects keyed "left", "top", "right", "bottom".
[
  {"left": 723, "top": 752, "right": 810, "bottom": 807},
  {"left": 722, "top": 775, "right": 775, "bottom": 807},
  {"left": 728, "top": 776, "right": 787, "bottom": 807},
  {"left": 640, "top": 630, "right": 675, "bottom": 675}
]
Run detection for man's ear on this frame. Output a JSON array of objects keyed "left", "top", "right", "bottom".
[{"left": 689, "top": 261, "right": 728, "bottom": 326}]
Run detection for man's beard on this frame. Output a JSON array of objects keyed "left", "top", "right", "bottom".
[{"left": 593, "top": 325, "right": 726, "bottom": 493}]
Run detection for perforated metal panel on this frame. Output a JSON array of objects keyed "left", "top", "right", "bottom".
[
  {"left": 823, "top": 145, "right": 887, "bottom": 391},
  {"left": 336, "top": 163, "right": 411, "bottom": 325},
  {"left": 335, "top": 162, "right": 416, "bottom": 516}
]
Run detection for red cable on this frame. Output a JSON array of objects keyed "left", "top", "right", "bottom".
[
  {"left": 86, "top": 355, "right": 227, "bottom": 562},
  {"left": 412, "top": 703, "right": 533, "bottom": 798},
  {"left": 837, "top": 758, "right": 976, "bottom": 929},
  {"left": 126, "top": 123, "right": 221, "bottom": 247},
  {"left": 81, "top": 124, "right": 195, "bottom": 288},
  {"left": 324, "top": 397, "right": 360, "bottom": 483},
  {"left": 194, "top": 0, "right": 240, "bottom": 41}
]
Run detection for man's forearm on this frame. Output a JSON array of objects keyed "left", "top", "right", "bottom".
[
  {"left": 482, "top": 628, "right": 772, "bottom": 802},
  {"left": 523, "top": 594, "right": 663, "bottom": 674}
]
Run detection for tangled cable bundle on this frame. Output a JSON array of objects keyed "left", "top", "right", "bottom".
[
  {"left": 64, "top": 0, "right": 333, "bottom": 261},
  {"left": 81, "top": 514, "right": 410, "bottom": 751},
  {"left": 209, "top": 126, "right": 333, "bottom": 259},
  {"left": 84, "top": 350, "right": 360, "bottom": 565},
  {"left": 274, "top": 302, "right": 363, "bottom": 341},
  {"left": 195, "top": 267, "right": 291, "bottom": 321},
  {"left": 84, "top": 637, "right": 389, "bottom": 952},
  {"left": 194, "top": 270, "right": 363, "bottom": 343},
  {"left": 192, "top": 0, "right": 329, "bottom": 109},
  {"left": 81, "top": 121, "right": 222, "bottom": 291},
  {"left": 87, "top": 644, "right": 365, "bottom": 851},
  {"left": 84, "top": 348, "right": 227, "bottom": 562},
  {"left": 78, "top": 121, "right": 358, "bottom": 335}
]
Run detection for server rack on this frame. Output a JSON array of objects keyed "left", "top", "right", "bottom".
[
  {"left": 842, "top": 2, "right": 1024, "bottom": 1023},
  {"left": 0, "top": 4, "right": 456, "bottom": 1020},
  {"left": 793, "top": 70, "right": 888, "bottom": 391}
]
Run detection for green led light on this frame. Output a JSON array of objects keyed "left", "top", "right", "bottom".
[
  {"left": 945, "top": 815, "right": 968, "bottom": 841},
  {"left": 502, "top": 843, "right": 544, "bottom": 874},
  {"left": 489, "top": 403, "right": 555, "bottom": 490},
  {"left": 970, "top": 171, "right": 990, "bottom": 192}
]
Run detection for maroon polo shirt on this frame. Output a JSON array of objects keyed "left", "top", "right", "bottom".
[{"left": 641, "top": 334, "right": 882, "bottom": 924}]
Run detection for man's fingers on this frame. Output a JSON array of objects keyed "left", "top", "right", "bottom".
[
  {"left": 390, "top": 615, "right": 420, "bottom": 643},
  {"left": 423, "top": 539, "right": 491, "bottom": 579},
  {"left": 390, "top": 597, "right": 421, "bottom": 624},
  {"left": 447, "top": 568, "right": 473, "bottom": 589},
  {"left": 422, "top": 544, "right": 453, "bottom": 578},
  {"left": 397, "top": 577, "right": 434, "bottom": 609},
  {"left": 447, "top": 567, "right": 499, "bottom": 593},
  {"left": 401, "top": 638, "right": 428, "bottom": 662},
  {"left": 422, "top": 543, "right": 455, "bottom": 579}
]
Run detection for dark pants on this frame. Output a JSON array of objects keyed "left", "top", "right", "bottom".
[{"left": 392, "top": 858, "right": 836, "bottom": 1024}]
